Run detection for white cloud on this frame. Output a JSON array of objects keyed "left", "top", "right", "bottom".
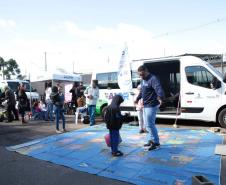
[
  {"left": 2, "top": 20, "right": 226, "bottom": 81},
  {"left": 62, "top": 21, "right": 174, "bottom": 64},
  {"left": 0, "top": 19, "right": 16, "bottom": 29},
  {"left": 0, "top": 22, "right": 178, "bottom": 80}
]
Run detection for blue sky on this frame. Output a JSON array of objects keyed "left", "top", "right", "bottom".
[{"left": 1, "top": 0, "right": 226, "bottom": 79}]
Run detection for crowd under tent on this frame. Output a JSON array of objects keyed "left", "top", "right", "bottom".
[{"left": 31, "top": 70, "right": 82, "bottom": 102}]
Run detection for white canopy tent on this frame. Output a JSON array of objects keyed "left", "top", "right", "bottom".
[
  {"left": 31, "top": 70, "right": 82, "bottom": 102},
  {"left": 33, "top": 71, "right": 81, "bottom": 82}
]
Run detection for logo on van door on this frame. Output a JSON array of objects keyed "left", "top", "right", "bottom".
[{"left": 104, "top": 92, "right": 129, "bottom": 100}]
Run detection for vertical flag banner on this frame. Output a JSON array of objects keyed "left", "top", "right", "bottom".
[{"left": 118, "top": 46, "right": 132, "bottom": 92}]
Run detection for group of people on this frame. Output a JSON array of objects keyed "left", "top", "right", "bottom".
[
  {"left": 0, "top": 83, "right": 29, "bottom": 124},
  {"left": 69, "top": 81, "right": 86, "bottom": 109},
  {"left": 40, "top": 80, "right": 100, "bottom": 133},
  {"left": 70, "top": 80, "right": 99, "bottom": 126},
  {"left": 104, "top": 65, "right": 165, "bottom": 157}
]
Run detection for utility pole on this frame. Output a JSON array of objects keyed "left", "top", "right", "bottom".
[
  {"left": 107, "top": 56, "right": 110, "bottom": 64},
  {"left": 44, "top": 52, "right": 47, "bottom": 72}
]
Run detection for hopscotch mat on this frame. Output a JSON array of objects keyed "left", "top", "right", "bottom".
[{"left": 7, "top": 124, "right": 223, "bottom": 185}]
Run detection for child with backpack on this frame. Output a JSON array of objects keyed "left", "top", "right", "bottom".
[{"left": 104, "top": 94, "right": 127, "bottom": 157}]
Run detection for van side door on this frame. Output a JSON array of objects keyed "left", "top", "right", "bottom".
[{"left": 181, "top": 64, "right": 222, "bottom": 121}]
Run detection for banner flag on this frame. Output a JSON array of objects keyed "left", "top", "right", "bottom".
[{"left": 117, "top": 46, "right": 132, "bottom": 92}]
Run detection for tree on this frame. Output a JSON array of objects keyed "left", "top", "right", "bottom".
[
  {"left": 0, "top": 57, "right": 22, "bottom": 79},
  {"left": 0, "top": 57, "right": 5, "bottom": 79}
]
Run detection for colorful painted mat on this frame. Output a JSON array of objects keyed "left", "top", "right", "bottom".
[{"left": 7, "top": 125, "right": 222, "bottom": 185}]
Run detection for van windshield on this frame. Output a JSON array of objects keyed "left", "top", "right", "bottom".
[{"left": 8, "top": 82, "right": 33, "bottom": 92}]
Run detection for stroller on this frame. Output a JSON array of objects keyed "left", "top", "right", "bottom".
[{"left": 0, "top": 99, "right": 9, "bottom": 122}]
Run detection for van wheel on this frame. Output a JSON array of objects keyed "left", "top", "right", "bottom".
[
  {"left": 101, "top": 106, "right": 108, "bottom": 119},
  {"left": 218, "top": 108, "right": 226, "bottom": 128}
]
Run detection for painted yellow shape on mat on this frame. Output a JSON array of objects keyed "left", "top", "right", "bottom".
[
  {"left": 90, "top": 138, "right": 104, "bottom": 143},
  {"left": 166, "top": 140, "right": 184, "bottom": 144}
]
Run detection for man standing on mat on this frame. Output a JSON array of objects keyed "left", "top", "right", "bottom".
[{"left": 135, "top": 65, "right": 165, "bottom": 151}]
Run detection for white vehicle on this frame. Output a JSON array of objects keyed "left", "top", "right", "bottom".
[
  {"left": 0, "top": 79, "right": 40, "bottom": 102},
  {"left": 92, "top": 65, "right": 138, "bottom": 118},
  {"left": 94, "top": 55, "right": 226, "bottom": 128}
]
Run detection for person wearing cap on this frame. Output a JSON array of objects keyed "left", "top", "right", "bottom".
[{"left": 84, "top": 80, "right": 99, "bottom": 126}]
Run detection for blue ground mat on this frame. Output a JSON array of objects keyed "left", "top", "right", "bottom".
[{"left": 7, "top": 124, "right": 223, "bottom": 185}]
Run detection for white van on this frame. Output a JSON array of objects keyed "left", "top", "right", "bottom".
[
  {"left": 94, "top": 55, "right": 226, "bottom": 128},
  {"left": 134, "top": 55, "right": 226, "bottom": 128},
  {"left": 0, "top": 79, "right": 40, "bottom": 102}
]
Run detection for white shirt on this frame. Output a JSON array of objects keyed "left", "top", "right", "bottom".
[
  {"left": 45, "top": 87, "right": 52, "bottom": 101},
  {"left": 84, "top": 86, "right": 99, "bottom": 105}
]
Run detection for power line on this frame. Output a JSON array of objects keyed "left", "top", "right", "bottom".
[{"left": 152, "top": 17, "right": 226, "bottom": 38}]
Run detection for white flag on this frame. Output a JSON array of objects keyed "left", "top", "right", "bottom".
[{"left": 118, "top": 46, "right": 132, "bottom": 92}]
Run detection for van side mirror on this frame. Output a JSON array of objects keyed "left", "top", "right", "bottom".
[{"left": 211, "top": 78, "right": 221, "bottom": 89}]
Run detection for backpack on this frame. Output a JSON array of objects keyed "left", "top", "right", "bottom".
[{"left": 82, "top": 115, "right": 90, "bottom": 124}]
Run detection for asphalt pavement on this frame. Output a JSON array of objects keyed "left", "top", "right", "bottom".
[{"left": 0, "top": 116, "right": 225, "bottom": 185}]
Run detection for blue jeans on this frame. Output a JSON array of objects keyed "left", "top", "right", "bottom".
[
  {"left": 143, "top": 105, "right": 159, "bottom": 144},
  {"left": 55, "top": 106, "right": 65, "bottom": 130},
  {"left": 109, "top": 130, "right": 120, "bottom": 153},
  {"left": 88, "top": 105, "right": 96, "bottom": 126},
  {"left": 46, "top": 100, "right": 53, "bottom": 121}
]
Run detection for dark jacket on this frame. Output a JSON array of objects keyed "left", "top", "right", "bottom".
[
  {"left": 17, "top": 89, "right": 28, "bottom": 107},
  {"left": 136, "top": 74, "right": 165, "bottom": 107},
  {"left": 50, "top": 86, "right": 63, "bottom": 107},
  {"left": 5, "top": 88, "right": 16, "bottom": 107},
  {"left": 105, "top": 95, "right": 125, "bottom": 130},
  {"left": 69, "top": 87, "right": 77, "bottom": 101}
]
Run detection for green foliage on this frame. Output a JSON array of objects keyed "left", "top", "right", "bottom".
[{"left": 0, "top": 57, "right": 22, "bottom": 79}]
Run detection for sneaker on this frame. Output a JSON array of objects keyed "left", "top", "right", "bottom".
[
  {"left": 148, "top": 143, "right": 160, "bottom": 151},
  {"left": 112, "top": 151, "right": 124, "bottom": 157},
  {"left": 56, "top": 129, "right": 62, "bottom": 134},
  {"left": 144, "top": 140, "right": 154, "bottom": 147}
]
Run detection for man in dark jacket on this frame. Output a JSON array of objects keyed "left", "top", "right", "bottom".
[{"left": 135, "top": 65, "right": 165, "bottom": 151}]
